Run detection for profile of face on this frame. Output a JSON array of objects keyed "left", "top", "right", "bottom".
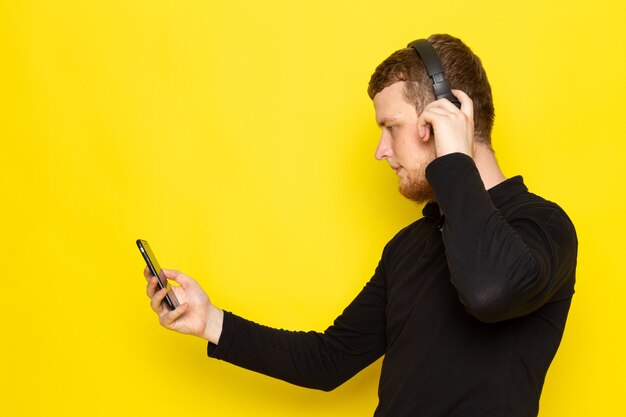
[{"left": 373, "top": 81, "right": 437, "bottom": 203}]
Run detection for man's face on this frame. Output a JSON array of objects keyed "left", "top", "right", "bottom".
[{"left": 373, "top": 81, "right": 436, "bottom": 203}]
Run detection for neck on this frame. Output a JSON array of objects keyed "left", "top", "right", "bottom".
[{"left": 473, "top": 143, "right": 506, "bottom": 190}]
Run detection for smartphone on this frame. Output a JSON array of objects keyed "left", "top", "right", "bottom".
[{"left": 136, "top": 239, "right": 180, "bottom": 310}]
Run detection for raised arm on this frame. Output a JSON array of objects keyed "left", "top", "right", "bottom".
[
  {"left": 426, "top": 154, "right": 577, "bottom": 323},
  {"left": 417, "top": 89, "right": 577, "bottom": 323}
]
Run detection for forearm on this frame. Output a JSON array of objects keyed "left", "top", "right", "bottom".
[
  {"left": 208, "top": 312, "right": 376, "bottom": 391},
  {"left": 207, "top": 269, "right": 387, "bottom": 391}
]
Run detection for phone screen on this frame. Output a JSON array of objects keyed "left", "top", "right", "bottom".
[{"left": 137, "top": 239, "right": 180, "bottom": 310}]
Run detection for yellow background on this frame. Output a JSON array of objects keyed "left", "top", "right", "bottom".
[{"left": 1, "top": 0, "right": 625, "bottom": 416}]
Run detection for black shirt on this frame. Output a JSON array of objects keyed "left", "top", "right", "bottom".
[{"left": 208, "top": 153, "right": 577, "bottom": 417}]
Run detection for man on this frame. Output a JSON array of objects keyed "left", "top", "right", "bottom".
[{"left": 145, "top": 34, "right": 577, "bottom": 416}]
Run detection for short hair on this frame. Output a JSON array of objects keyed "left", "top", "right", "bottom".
[{"left": 367, "top": 34, "right": 495, "bottom": 145}]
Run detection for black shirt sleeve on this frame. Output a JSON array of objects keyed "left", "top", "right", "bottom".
[
  {"left": 207, "top": 258, "right": 388, "bottom": 391},
  {"left": 426, "top": 153, "right": 577, "bottom": 323}
]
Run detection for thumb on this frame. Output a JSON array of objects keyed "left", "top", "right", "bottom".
[{"left": 162, "top": 268, "right": 194, "bottom": 286}]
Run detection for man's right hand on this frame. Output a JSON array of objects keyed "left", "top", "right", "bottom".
[
  {"left": 417, "top": 89, "right": 475, "bottom": 159},
  {"left": 145, "top": 267, "right": 224, "bottom": 344}
]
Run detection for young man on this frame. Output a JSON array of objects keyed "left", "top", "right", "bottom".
[{"left": 145, "top": 34, "right": 577, "bottom": 417}]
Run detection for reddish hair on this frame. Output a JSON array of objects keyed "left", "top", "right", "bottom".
[{"left": 368, "top": 34, "right": 495, "bottom": 144}]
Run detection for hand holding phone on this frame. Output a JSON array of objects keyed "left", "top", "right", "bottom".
[
  {"left": 137, "top": 239, "right": 180, "bottom": 310},
  {"left": 139, "top": 246, "right": 224, "bottom": 342}
]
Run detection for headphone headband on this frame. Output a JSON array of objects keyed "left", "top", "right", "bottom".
[{"left": 407, "top": 39, "right": 461, "bottom": 109}]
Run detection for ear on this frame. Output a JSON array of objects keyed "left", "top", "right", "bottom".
[{"left": 418, "top": 124, "right": 431, "bottom": 144}]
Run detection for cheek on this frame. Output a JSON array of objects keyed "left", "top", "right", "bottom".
[
  {"left": 414, "top": 137, "right": 436, "bottom": 163},
  {"left": 396, "top": 136, "right": 428, "bottom": 165}
]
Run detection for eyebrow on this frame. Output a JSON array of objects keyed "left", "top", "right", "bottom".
[{"left": 377, "top": 117, "right": 397, "bottom": 127}]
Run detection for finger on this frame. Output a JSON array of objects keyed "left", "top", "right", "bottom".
[
  {"left": 422, "top": 97, "right": 460, "bottom": 114},
  {"left": 419, "top": 105, "right": 471, "bottom": 134},
  {"left": 421, "top": 107, "right": 453, "bottom": 120},
  {"left": 150, "top": 287, "right": 168, "bottom": 312},
  {"left": 168, "top": 285, "right": 185, "bottom": 304},
  {"left": 144, "top": 266, "right": 153, "bottom": 280},
  {"left": 417, "top": 106, "right": 440, "bottom": 127},
  {"left": 160, "top": 303, "right": 190, "bottom": 328},
  {"left": 432, "top": 97, "right": 462, "bottom": 114},
  {"left": 160, "top": 268, "right": 180, "bottom": 279},
  {"left": 418, "top": 108, "right": 451, "bottom": 132},
  {"left": 146, "top": 276, "right": 159, "bottom": 298},
  {"left": 162, "top": 269, "right": 194, "bottom": 287},
  {"left": 451, "top": 89, "right": 474, "bottom": 124},
  {"left": 417, "top": 106, "right": 459, "bottom": 143}
]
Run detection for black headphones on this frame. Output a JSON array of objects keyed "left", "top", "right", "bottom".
[{"left": 407, "top": 39, "right": 461, "bottom": 109}]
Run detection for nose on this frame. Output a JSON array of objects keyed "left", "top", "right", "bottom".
[{"left": 375, "top": 133, "right": 391, "bottom": 161}]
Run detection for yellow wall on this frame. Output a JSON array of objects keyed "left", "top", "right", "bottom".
[{"left": 1, "top": 1, "right": 624, "bottom": 415}]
